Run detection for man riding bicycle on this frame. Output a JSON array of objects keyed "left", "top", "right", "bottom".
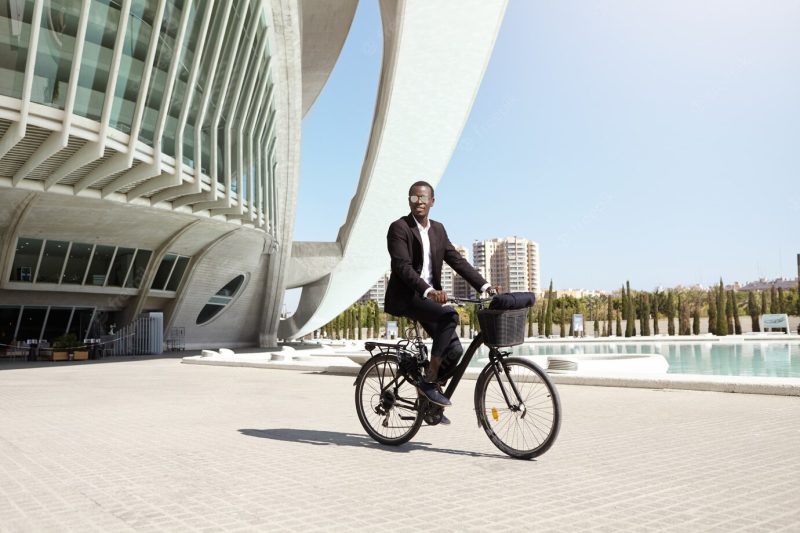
[{"left": 384, "top": 180, "right": 497, "bottom": 414}]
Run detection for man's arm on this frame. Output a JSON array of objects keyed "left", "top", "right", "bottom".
[{"left": 387, "top": 221, "right": 431, "bottom": 297}]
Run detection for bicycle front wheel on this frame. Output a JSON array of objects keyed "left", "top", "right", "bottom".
[
  {"left": 475, "top": 357, "right": 561, "bottom": 460},
  {"left": 354, "top": 354, "right": 423, "bottom": 446}
]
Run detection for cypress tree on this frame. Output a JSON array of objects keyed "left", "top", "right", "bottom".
[
  {"left": 666, "top": 291, "right": 676, "bottom": 336},
  {"left": 564, "top": 304, "right": 575, "bottom": 337},
  {"left": 621, "top": 284, "right": 628, "bottom": 337},
  {"left": 537, "top": 301, "right": 546, "bottom": 335},
  {"left": 692, "top": 306, "right": 701, "bottom": 335},
  {"left": 606, "top": 296, "right": 613, "bottom": 337},
  {"left": 731, "top": 290, "right": 742, "bottom": 334},
  {"left": 594, "top": 319, "right": 600, "bottom": 337},
  {"left": 544, "top": 281, "right": 554, "bottom": 337},
  {"left": 761, "top": 289, "right": 769, "bottom": 315},
  {"left": 652, "top": 289, "right": 660, "bottom": 335},
  {"left": 641, "top": 294, "right": 651, "bottom": 336},
  {"left": 725, "top": 290, "right": 734, "bottom": 335},
  {"left": 615, "top": 310, "right": 623, "bottom": 337},
  {"left": 708, "top": 292, "right": 717, "bottom": 335},
  {"left": 770, "top": 285, "right": 778, "bottom": 313},
  {"left": 777, "top": 287, "right": 786, "bottom": 314},
  {"left": 527, "top": 306, "right": 534, "bottom": 337},
  {"left": 748, "top": 291, "right": 760, "bottom": 332},
  {"left": 678, "top": 296, "right": 690, "bottom": 335},
  {"left": 716, "top": 280, "right": 728, "bottom": 336},
  {"left": 797, "top": 278, "right": 800, "bottom": 316},
  {"left": 559, "top": 303, "right": 566, "bottom": 338},
  {"left": 625, "top": 281, "right": 635, "bottom": 337}
]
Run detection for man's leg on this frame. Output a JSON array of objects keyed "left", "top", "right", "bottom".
[
  {"left": 404, "top": 298, "right": 458, "bottom": 378},
  {"left": 401, "top": 297, "right": 459, "bottom": 406}
]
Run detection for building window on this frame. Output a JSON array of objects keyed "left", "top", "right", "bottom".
[
  {"left": 10, "top": 238, "right": 43, "bottom": 282},
  {"left": 0, "top": 307, "right": 21, "bottom": 346},
  {"left": 165, "top": 256, "right": 190, "bottom": 291},
  {"left": 125, "top": 249, "right": 152, "bottom": 289},
  {"left": 107, "top": 247, "right": 136, "bottom": 287},
  {"left": 68, "top": 308, "right": 96, "bottom": 341},
  {"left": 86, "top": 245, "right": 115, "bottom": 286},
  {"left": 36, "top": 240, "right": 69, "bottom": 283},
  {"left": 196, "top": 274, "right": 247, "bottom": 325},
  {"left": 17, "top": 307, "right": 47, "bottom": 342},
  {"left": 41, "top": 307, "right": 72, "bottom": 343},
  {"left": 62, "top": 242, "right": 94, "bottom": 284},
  {"left": 151, "top": 253, "right": 190, "bottom": 291}
]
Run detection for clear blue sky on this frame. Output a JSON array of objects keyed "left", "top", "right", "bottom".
[{"left": 295, "top": 0, "right": 800, "bottom": 293}]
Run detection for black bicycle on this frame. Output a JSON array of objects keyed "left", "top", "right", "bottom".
[{"left": 353, "top": 295, "right": 561, "bottom": 460}]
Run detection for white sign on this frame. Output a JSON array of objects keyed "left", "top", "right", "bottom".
[
  {"left": 572, "top": 314, "right": 584, "bottom": 334},
  {"left": 386, "top": 320, "right": 398, "bottom": 339},
  {"left": 760, "top": 314, "right": 790, "bottom": 333}
]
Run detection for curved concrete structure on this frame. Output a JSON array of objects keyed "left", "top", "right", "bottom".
[
  {"left": 280, "top": 0, "right": 508, "bottom": 339},
  {"left": 0, "top": 0, "right": 300, "bottom": 349},
  {"left": 0, "top": 0, "right": 506, "bottom": 351},
  {"left": 299, "top": 0, "right": 359, "bottom": 116}
]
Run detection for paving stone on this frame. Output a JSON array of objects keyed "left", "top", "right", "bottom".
[{"left": 0, "top": 359, "right": 799, "bottom": 531}]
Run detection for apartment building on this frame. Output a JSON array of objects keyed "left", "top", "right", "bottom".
[{"left": 473, "top": 237, "right": 540, "bottom": 295}]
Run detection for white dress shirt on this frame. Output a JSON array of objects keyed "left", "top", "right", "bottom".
[{"left": 415, "top": 218, "right": 434, "bottom": 297}]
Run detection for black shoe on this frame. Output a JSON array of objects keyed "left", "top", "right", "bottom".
[
  {"left": 439, "top": 413, "right": 451, "bottom": 425},
  {"left": 418, "top": 381, "right": 452, "bottom": 407}
]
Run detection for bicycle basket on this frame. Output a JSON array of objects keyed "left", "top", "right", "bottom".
[{"left": 477, "top": 308, "right": 528, "bottom": 347}]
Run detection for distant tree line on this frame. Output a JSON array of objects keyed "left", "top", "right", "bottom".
[{"left": 317, "top": 279, "right": 800, "bottom": 340}]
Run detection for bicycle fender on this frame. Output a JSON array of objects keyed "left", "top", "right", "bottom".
[{"left": 352, "top": 354, "right": 386, "bottom": 386}]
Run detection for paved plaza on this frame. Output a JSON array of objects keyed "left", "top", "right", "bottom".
[{"left": 1, "top": 358, "right": 799, "bottom": 532}]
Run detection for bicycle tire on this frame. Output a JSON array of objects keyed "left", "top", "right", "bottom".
[
  {"left": 474, "top": 357, "right": 561, "bottom": 460},
  {"left": 355, "top": 354, "right": 423, "bottom": 446}
]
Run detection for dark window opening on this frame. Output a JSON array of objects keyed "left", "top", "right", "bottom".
[
  {"left": 10, "top": 238, "right": 43, "bottom": 282},
  {"left": 36, "top": 240, "right": 69, "bottom": 283},
  {"left": 196, "top": 274, "right": 247, "bottom": 325}
]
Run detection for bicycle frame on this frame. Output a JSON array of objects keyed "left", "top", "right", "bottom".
[
  {"left": 441, "top": 332, "right": 528, "bottom": 424},
  {"left": 360, "top": 297, "right": 530, "bottom": 425}
]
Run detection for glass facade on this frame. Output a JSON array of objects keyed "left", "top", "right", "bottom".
[
  {"left": 0, "top": 0, "right": 35, "bottom": 99},
  {"left": 62, "top": 242, "right": 94, "bottom": 284},
  {"left": 9, "top": 237, "right": 157, "bottom": 290},
  {"left": 36, "top": 239, "right": 69, "bottom": 283},
  {"left": 125, "top": 249, "right": 152, "bottom": 288},
  {"left": 10, "top": 238, "right": 43, "bottom": 282},
  {"left": 0, "top": 305, "right": 97, "bottom": 348},
  {"left": 107, "top": 247, "right": 135, "bottom": 286},
  {"left": 85, "top": 244, "right": 115, "bottom": 286},
  {"left": 151, "top": 253, "right": 189, "bottom": 291},
  {"left": 0, "top": 0, "right": 277, "bottom": 227}
]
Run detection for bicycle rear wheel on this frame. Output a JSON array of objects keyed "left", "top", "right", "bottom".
[
  {"left": 355, "top": 354, "right": 423, "bottom": 446},
  {"left": 475, "top": 357, "right": 561, "bottom": 459}
]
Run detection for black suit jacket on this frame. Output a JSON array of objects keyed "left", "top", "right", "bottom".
[{"left": 384, "top": 214, "right": 488, "bottom": 316}]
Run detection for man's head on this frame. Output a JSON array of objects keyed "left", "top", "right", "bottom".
[{"left": 408, "top": 180, "right": 435, "bottom": 221}]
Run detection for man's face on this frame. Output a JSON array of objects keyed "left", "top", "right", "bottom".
[{"left": 409, "top": 185, "right": 434, "bottom": 219}]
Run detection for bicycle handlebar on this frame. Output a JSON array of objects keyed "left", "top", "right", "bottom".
[{"left": 448, "top": 296, "right": 494, "bottom": 306}]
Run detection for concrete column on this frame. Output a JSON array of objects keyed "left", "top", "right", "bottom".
[{"left": 258, "top": 0, "right": 303, "bottom": 348}]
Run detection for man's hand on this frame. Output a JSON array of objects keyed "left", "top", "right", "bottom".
[
  {"left": 429, "top": 290, "right": 448, "bottom": 304},
  {"left": 486, "top": 286, "right": 498, "bottom": 297}
]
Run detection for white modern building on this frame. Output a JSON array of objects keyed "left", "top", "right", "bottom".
[
  {"left": 473, "top": 236, "right": 540, "bottom": 295},
  {"left": 0, "top": 0, "right": 507, "bottom": 352}
]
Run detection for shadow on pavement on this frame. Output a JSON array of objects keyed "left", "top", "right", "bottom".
[{"left": 239, "top": 428, "right": 509, "bottom": 460}]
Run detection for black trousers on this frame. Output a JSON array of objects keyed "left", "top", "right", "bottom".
[{"left": 396, "top": 295, "right": 463, "bottom": 365}]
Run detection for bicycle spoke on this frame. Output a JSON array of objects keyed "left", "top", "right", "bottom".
[
  {"left": 479, "top": 360, "right": 560, "bottom": 458},
  {"left": 356, "top": 355, "right": 422, "bottom": 445}
]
